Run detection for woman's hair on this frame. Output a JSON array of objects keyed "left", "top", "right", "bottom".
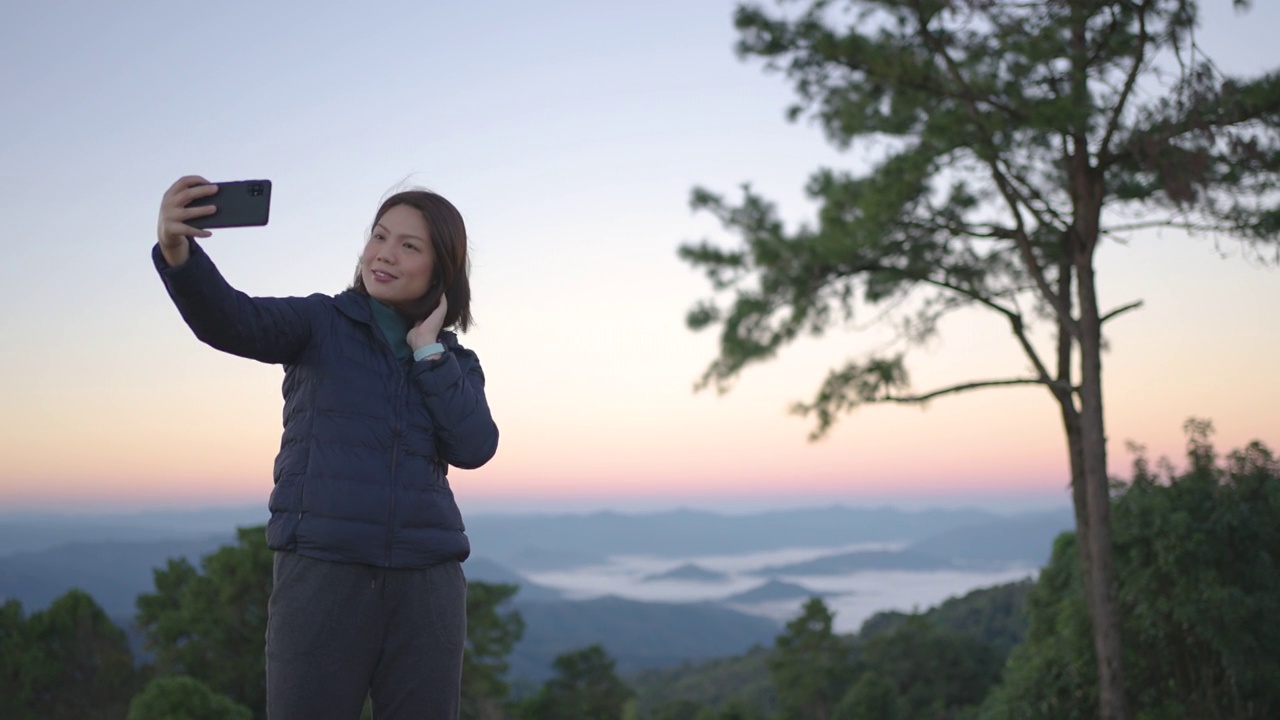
[{"left": 350, "top": 189, "right": 474, "bottom": 332}]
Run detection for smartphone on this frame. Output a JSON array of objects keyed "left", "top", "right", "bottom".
[{"left": 187, "top": 179, "right": 272, "bottom": 229}]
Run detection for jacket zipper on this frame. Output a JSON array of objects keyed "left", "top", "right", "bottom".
[
  {"left": 385, "top": 370, "right": 405, "bottom": 567},
  {"left": 364, "top": 310, "right": 409, "bottom": 568}
]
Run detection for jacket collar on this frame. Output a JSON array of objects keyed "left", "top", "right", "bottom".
[{"left": 334, "top": 289, "right": 372, "bottom": 324}]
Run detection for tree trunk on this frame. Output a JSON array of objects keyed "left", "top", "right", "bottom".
[
  {"left": 1059, "top": 404, "right": 1090, "bottom": 567},
  {"left": 1075, "top": 248, "right": 1130, "bottom": 720},
  {"left": 1055, "top": 255, "right": 1092, "bottom": 594}
]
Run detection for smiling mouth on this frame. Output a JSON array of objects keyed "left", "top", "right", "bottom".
[{"left": 372, "top": 269, "right": 397, "bottom": 282}]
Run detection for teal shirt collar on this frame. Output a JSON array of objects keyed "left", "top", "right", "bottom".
[{"left": 368, "top": 297, "right": 412, "bottom": 361}]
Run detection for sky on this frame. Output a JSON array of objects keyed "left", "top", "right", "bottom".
[{"left": 1, "top": 0, "right": 1277, "bottom": 516}]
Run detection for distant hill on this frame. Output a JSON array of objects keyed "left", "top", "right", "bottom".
[
  {"left": 0, "top": 565, "right": 77, "bottom": 613},
  {"left": 0, "top": 522, "right": 210, "bottom": 558},
  {"left": 0, "top": 505, "right": 1065, "bottom": 618},
  {"left": 0, "top": 534, "right": 234, "bottom": 616},
  {"left": 722, "top": 580, "right": 827, "bottom": 604},
  {"left": 0, "top": 507, "right": 266, "bottom": 556},
  {"left": 493, "top": 545, "right": 610, "bottom": 572},
  {"left": 905, "top": 509, "right": 1074, "bottom": 567},
  {"left": 100, "top": 581, "right": 780, "bottom": 687},
  {"left": 644, "top": 563, "right": 729, "bottom": 583},
  {"left": 0, "top": 504, "right": 1067, "bottom": 575},
  {"left": 464, "top": 557, "right": 562, "bottom": 601},
  {"left": 732, "top": 509, "right": 1074, "bottom": 576},
  {"left": 0, "top": 505, "right": 1049, "bottom": 691},
  {"left": 0, "top": 539, "right": 560, "bottom": 616},
  {"left": 752, "top": 549, "right": 954, "bottom": 576},
  {"left": 2, "top": 539, "right": 780, "bottom": 685},
  {"left": 859, "top": 578, "right": 1036, "bottom": 654},
  {"left": 465, "top": 506, "right": 1006, "bottom": 570},
  {"left": 629, "top": 578, "right": 1034, "bottom": 717},
  {"left": 0, "top": 505, "right": 1072, "bottom": 622},
  {"left": 510, "top": 595, "right": 779, "bottom": 683}
]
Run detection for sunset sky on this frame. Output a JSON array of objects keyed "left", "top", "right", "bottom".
[{"left": 1, "top": 0, "right": 1277, "bottom": 516}]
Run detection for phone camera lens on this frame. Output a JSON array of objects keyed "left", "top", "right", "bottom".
[{"left": 249, "top": 183, "right": 263, "bottom": 197}]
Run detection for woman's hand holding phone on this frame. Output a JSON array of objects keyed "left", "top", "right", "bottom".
[{"left": 157, "top": 176, "right": 219, "bottom": 267}]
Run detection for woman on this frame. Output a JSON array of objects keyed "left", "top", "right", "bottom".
[{"left": 154, "top": 175, "right": 499, "bottom": 720}]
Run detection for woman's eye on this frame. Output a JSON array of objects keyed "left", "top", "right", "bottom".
[{"left": 403, "top": 243, "right": 419, "bottom": 252}]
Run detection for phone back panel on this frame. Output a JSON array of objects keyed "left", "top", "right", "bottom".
[{"left": 188, "top": 180, "right": 272, "bottom": 229}]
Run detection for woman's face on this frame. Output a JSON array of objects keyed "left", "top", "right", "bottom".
[{"left": 360, "top": 204, "right": 435, "bottom": 307}]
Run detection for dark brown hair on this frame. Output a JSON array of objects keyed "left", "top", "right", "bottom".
[{"left": 350, "top": 189, "right": 474, "bottom": 332}]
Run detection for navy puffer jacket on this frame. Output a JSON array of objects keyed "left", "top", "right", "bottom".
[{"left": 153, "top": 240, "right": 498, "bottom": 568}]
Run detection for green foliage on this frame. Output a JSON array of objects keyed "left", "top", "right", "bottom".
[
  {"left": 650, "top": 698, "right": 708, "bottom": 720},
  {"left": 630, "top": 646, "right": 775, "bottom": 720},
  {"left": 859, "top": 615, "right": 1003, "bottom": 719},
  {"left": 980, "top": 533, "right": 1096, "bottom": 720},
  {"left": 649, "top": 698, "right": 767, "bottom": 720},
  {"left": 0, "top": 599, "right": 28, "bottom": 719},
  {"left": 698, "top": 699, "right": 765, "bottom": 720},
  {"left": 134, "top": 526, "right": 525, "bottom": 720},
  {"left": 833, "top": 673, "right": 902, "bottom": 720},
  {"left": 982, "top": 426, "right": 1280, "bottom": 719},
  {"left": 463, "top": 582, "right": 526, "bottom": 720},
  {"left": 519, "top": 644, "right": 634, "bottom": 720},
  {"left": 511, "top": 594, "right": 778, "bottom": 680},
  {"left": 859, "top": 579, "right": 1034, "bottom": 655},
  {"left": 769, "top": 598, "right": 853, "bottom": 720},
  {"left": 127, "top": 675, "right": 253, "bottom": 720},
  {"left": 640, "top": 593, "right": 1006, "bottom": 720},
  {"left": 650, "top": 697, "right": 761, "bottom": 720},
  {"left": 135, "top": 526, "right": 272, "bottom": 717},
  {"left": 632, "top": 580, "right": 1030, "bottom": 718},
  {"left": 1119, "top": 424, "right": 1280, "bottom": 718},
  {"left": 680, "top": 0, "right": 1280, "bottom": 437},
  {"left": 0, "top": 590, "right": 142, "bottom": 720}
]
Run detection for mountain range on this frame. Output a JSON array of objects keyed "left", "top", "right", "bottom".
[{"left": 0, "top": 504, "right": 1073, "bottom": 680}]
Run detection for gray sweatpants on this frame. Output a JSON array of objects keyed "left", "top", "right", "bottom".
[{"left": 265, "top": 551, "right": 467, "bottom": 720}]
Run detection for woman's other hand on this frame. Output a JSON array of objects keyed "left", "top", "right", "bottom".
[{"left": 408, "top": 295, "right": 448, "bottom": 358}]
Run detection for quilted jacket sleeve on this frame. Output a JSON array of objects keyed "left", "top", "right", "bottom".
[
  {"left": 153, "top": 239, "right": 314, "bottom": 365},
  {"left": 412, "top": 336, "right": 499, "bottom": 470}
]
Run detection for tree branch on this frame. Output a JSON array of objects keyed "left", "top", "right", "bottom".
[
  {"left": 986, "top": 171, "right": 1077, "bottom": 338},
  {"left": 844, "top": 262, "right": 1020, "bottom": 319},
  {"left": 909, "top": 0, "right": 1079, "bottom": 340},
  {"left": 846, "top": 261, "right": 1058, "bottom": 387},
  {"left": 913, "top": 278, "right": 1056, "bottom": 385},
  {"left": 1100, "top": 72, "right": 1280, "bottom": 168},
  {"left": 998, "top": 159, "right": 1071, "bottom": 232},
  {"left": 908, "top": 217, "right": 1020, "bottom": 242},
  {"left": 1100, "top": 300, "right": 1143, "bottom": 324},
  {"left": 1005, "top": 312, "right": 1058, "bottom": 388},
  {"left": 1100, "top": 0, "right": 1152, "bottom": 158},
  {"left": 882, "top": 377, "right": 1052, "bottom": 404},
  {"left": 1102, "top": 219, "right": 1228, "bottom": 234}
]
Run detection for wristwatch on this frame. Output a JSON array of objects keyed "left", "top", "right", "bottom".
[{"left": 413, "top": 342, "right": 446, "bottom": 362}]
